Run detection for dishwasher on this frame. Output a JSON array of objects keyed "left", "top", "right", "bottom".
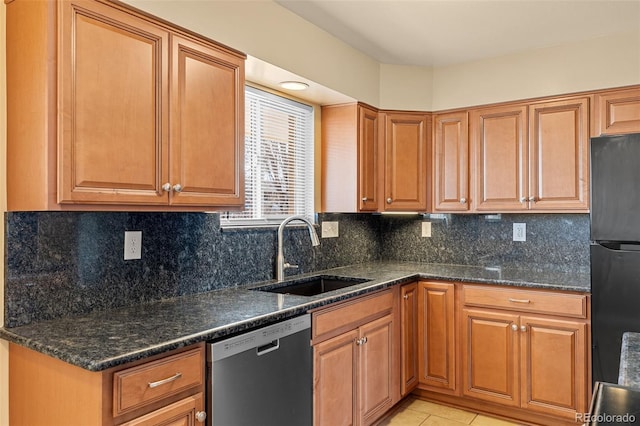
[{"left": 207, "top": 314, "right": 312, "bottom": 426}]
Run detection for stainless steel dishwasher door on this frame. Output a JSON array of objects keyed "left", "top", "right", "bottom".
[{"left": 207, "top": 314, "right": 312, "bottom": 426}]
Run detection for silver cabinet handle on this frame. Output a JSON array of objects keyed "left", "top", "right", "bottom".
[
  {"left": 195, "top": 411, "right": 207, "bottom": 423},
  {"left": 529, "top": 196, "right": 536, "bottom": 202},
  {"left": 519, "top": 197, "right": 526, "bottom": 203},
  {"left": 173, "top": 184, "right": 183, "bottom": 193},
  {"left": 162, "top": 183, "right": 172, "bottom": 192},
  {"left": 148, "top": 372, "right": 182, "bottom": 388},
  {"left": 508, "top": 298, "right": 531, "bottom": 304},
  {"left": 403, "top": 294, "right": 409, "bottom": 300},
  {"left": 511, "top": 324, "right": 518, "bottom": 331},
  {"left": 386, "top": 197, "right": 392, "bottom": 204},
  {"left": 362, "top": 197, "right": 368, "bottom": 202},
  {"left": 520, "top": 325, "right": 527, "bottom": 332},
  {"left": 460, "top": 197, "right": 467, "bottom": 204},
  {"left": 362, "top": 336, "right": 368, "bottom": 344}
]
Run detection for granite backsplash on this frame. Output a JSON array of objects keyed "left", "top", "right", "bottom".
[{"left": 4, "top": 211, "right": 589, "bottom": 327}]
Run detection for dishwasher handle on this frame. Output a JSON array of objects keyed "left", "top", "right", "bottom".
[{"left": 256, "top": 339, "right": 280, "bottom": 356}]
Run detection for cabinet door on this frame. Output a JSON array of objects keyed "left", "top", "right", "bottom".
[
  {"left": 59, "top": 0, "right": 170, "bottom": 205},
  {"left": 595, "top": 87, "right": 640, "bottom": 135},
  {"left": 359, "top": 314, "right": 395, "bottom": 426},
  {"left": 520, "top": 316, "right": 588, "bottom": 420},
  {"left": 433, "top": 112, "right": 469, "bottom": 211},
  {"left": 418, "top": 281, "right": 456, "bottom": 394},
  {"left": 314, "top": 330, "right": 358, "bottom": 426},
  {"left": 400, "top": 283, "right": 419, "bottom": 396},
  {"left": 471, "top": 105, "right": 528, "bottom": 212},
  {"left": 120, "top": 393, "right": 204, "bottom": 426},
  {"left": 170, "top": 35, "right": 244, "bottom": 206},
  {"left": 358, "top": 105, "right": 380, "bottom": 212},
  {"left": 383, "top": 113, "right": 430, "bottom": 211},
  {"left": 462, "top": 308, "right": 519, "bottom": 406},
  {"left": 528, "top": 98, "right": 589, "bottom": 211}
]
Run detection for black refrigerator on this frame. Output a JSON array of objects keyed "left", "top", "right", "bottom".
[{"left": 591, "top": 132, "right": 640, "bottom": 384}]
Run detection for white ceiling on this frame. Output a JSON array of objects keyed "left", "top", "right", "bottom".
[{"left": 276, "top": 0, "right": 640, "bottom": 67}]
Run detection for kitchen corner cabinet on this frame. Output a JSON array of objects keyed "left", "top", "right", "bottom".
[
  {"left": 312, "top": 289, "right": 400, "bottom": 426},
  {"left": 594, "top": 86, "right": 640, "bottom": 136},
  {"left": 382, "top": 112, "right": 431, "bottom": 211},
  {"left": 6, "top": 0, "right": 245, "bottom": 211},
  {"left": 471, "top": 97, "right": 589, "bottom": 213},
  {"left": 417, "top": 281, "right": 457, "bottom": 394},
  {"left": 433, "top": 111, "right": 470, "bottom": 211},
  {"left": 9, "top": 343, "right": 206, "bottom": 425},
  {"left": 321, "top": 103, "right": 380, "bottom": 212},
  {"left": 461, "top": 285, "right": 590, "bottom": 421},
  {"left": 400, "top": 282, "right": 419, "bottom": 396}
]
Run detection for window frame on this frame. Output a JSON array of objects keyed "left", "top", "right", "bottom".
[{"left": 221, "top": 84, "right": 317, "bottom": 228}]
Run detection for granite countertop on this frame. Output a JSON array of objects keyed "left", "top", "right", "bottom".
[
  {"left": 619, "top": 332, "right": 640, "bottom": 388},
  {"left": 0, "top": 260, "right": 590, "bottom": 372}
]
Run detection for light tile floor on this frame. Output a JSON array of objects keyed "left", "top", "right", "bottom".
[{"left": 375, "top": 397, "right": 524, "bottom": 426}]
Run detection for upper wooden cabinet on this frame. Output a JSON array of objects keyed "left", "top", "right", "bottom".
[
  {"left": 433, "top": 111, "right": 469, "bottom": 211},
  {"left": 471, "top": 97, "right": 589, "bottom": 213},
  {"left": 528, "top": 98, "right": 589, "bottom": 211},
  {"left": 322, "top": 103, "right": 380, "bottom": 212},
  {"left": 322, "top": 107, "right": 430, "bottom": 213},
  {"left": 7, "top": 0, "right": 245, "bottom": 211},
  {"left": 382, "top": 112, "right": 431, "bottom": 212},
  {"left": 594, "top": 87, "right": 640, "bottom": 136},
  {"left": 471, "top": 104, "right": 528, "bottom": 212}
]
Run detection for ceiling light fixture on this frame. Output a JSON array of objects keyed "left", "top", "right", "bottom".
[{"left": 279, "top": 81, "right": 309, "bottom": 91}]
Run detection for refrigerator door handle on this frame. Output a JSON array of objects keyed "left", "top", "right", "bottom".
[{"left": 596, "top": 241, "right": 640, "bottom": 252}]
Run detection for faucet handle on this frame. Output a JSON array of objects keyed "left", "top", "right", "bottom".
[{"left": 283, "top": 262, "right": 299, "bottom": 271}]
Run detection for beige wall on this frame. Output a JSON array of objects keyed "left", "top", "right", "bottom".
[
  {"left": 1, "top": 0, "right": 7, "bottom": 423},
  {"left": 431, "top": 31, "right": 640, "bottom": 111},
  {"left": 125, "top": 1, "right": 640, "bottom": 111}
]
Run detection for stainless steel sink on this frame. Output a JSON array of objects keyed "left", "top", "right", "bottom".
[{"left": 252, "top": 275, "right": 371, "bottom": 297}]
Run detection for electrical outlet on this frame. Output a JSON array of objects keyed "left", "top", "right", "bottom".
[
  {"left": 513, "top": 223, "right": 526, "bottom": 242},
  {"left": 421, "top": 221, "right": 432, "bottom": 237},
  {"left": 321, "top": 221, "right": 339, "bottom": 238},
  {"left": 124, "top": 231, "right": 142, "bottom": 260}
]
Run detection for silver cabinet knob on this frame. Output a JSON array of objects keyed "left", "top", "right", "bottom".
[
  {"left": 362, "top": 197, "right": 368, "bottom": 202},
  {"left": 460, "top": 197, "right": 467, "bottom": 204},
  {"left": 520, "top": 325, "right": 527, "bottom": 332},
  {"left": 386, "top": 197, "right": 392, "bottom": 204},
  {"left": 195, "top": 411, "right": 207, "bottom": 423},
  {"left": 511, "top": 324, "right": 518, "bottom": 331},
  {"left": 528, "top": 196, "right": 536, "bottom": 202},
  {"left": 403, "top": 294, "right": 409, "bottom": 300},
  {"left": 173, "top": 184, "right": 183, "bottom": 193},
  {"left": 162, "top": 183, "right": 172, "bottom": 192},
  {"left": 519, "top": 197, "right": 526, "bottom": 203}
]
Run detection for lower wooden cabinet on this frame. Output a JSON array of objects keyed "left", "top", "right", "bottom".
[
  {"left": 417, "top": 281, "right": 456, "bottom": 394},
  {"left": 460, "top": 285, "right": 590, "bottom": 421},
  {"left": 400, "top": 282, "right": 419, "bottom": 396},
  {"left": 121, "top": 393, "right": 204, "bottom": 426},
  {"left": 9, "top": 342, "right": 206, "bottom": 426},
  {"left": 312, "top": 289, "right": 399, "bottom": 426}
]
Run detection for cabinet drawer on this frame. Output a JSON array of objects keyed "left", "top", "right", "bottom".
[
  {"left": 113, "top": 348, "right": 204, "bottom": 416},
  {"left": 312, "top": 289, "right": 393, "bottom": 343},
  {"left": 463, "top": 285, "right": 587, "bottom": 318}
]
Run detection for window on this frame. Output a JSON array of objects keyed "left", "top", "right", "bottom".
[{"left": 222, "top": 86, "right": 315, "bottom": 226}]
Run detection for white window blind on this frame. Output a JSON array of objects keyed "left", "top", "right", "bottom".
[{"left": 222, "top": 86, "right": 314, "bottom": 226}]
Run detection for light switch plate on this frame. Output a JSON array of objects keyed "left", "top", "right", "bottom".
[
  {"left": 124, "top": 231, "right": 142, "bottom": 260},
  {"left": 421, "top": 222, "right": 432, "bottom": 238},
  {"left": 513, "top": 223, "right": 526, "bottom": 242},
  {"left": 321, "top": 221, "right": 339, "bottom": 238}
]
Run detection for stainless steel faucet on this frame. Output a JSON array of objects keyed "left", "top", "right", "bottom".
[{"left": 276, "top": 215, "right": 320, "bottom": 281}]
